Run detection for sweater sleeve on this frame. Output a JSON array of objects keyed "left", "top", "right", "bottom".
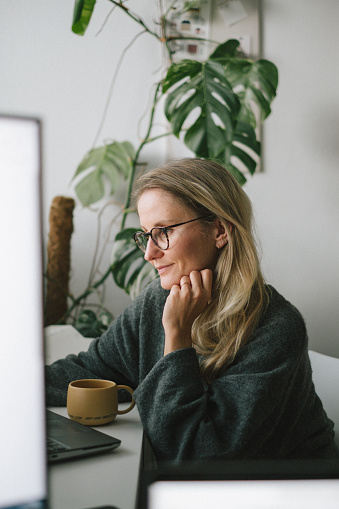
[
  {"left": 45, "top": 336, "right": 137, "bottom": 406},
  {"left": 45, "top": 278, "right": 169, "bottom": 406},
  {"left": 45, "top": 290, "right": 145, "bottom": 406},
  {"left": 133, "top": 289, "right": 336, "bottom": 461}
]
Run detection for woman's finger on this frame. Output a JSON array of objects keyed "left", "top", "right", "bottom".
[{"left": 200, "top": 268, "right": 213, "bottom": 291}]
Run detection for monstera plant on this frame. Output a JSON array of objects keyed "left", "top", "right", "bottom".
[{"left": 59, "top": 0, "right": 278, "bottom": 335}]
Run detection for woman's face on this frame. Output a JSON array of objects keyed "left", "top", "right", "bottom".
[{"left": 137, "top": 188, "right": 221, "bottom": 290}]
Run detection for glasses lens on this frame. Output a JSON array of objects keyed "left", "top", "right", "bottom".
[
  {"left": 152, "top": 228, "right": 168, "bottom": 250},
  {"left": 133, "top": 232, "right": 148, "bottom": 252}
]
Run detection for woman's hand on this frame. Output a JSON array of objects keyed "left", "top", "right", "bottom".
[{"left": 162, "top": 269, "right": 213, "bottom": 356}]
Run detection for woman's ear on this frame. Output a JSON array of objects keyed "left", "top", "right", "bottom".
[{"left": 215, "top": 219, "right": 229, "bottom": 249}]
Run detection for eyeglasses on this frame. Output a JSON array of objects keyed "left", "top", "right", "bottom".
[{"left": 132, "top": 216, "right": 213, "bottom": 253}]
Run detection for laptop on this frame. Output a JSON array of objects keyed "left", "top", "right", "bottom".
[
  {"left": 137, "top": 460, "right": 339, "bottom": 509},
  {"left": 0, "top": 114, "right": 120, "bottom": 509},
  {"left": 47, "top": 410, "right": 121, "bottom": 463}
]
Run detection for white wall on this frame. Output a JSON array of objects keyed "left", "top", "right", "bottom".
[{"left": 1, "top": 0, "right": 338, "bottom": 357}]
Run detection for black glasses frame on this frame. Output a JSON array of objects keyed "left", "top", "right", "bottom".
[{"left": 132, "top": 215, "right": 213, "bottom": 253}]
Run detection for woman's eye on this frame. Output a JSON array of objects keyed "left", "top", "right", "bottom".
[{"left": 158, "top": 229, "right": 168, "bottom": 239}]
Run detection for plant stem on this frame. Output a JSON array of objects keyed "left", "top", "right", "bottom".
[
  {"left": 60, "top": 265, "right": 113, "bottom": 323},
  {"left": 108, "top": 0, "right": 161, "bottom": 41},
  {"left": 144, "top": 131, "right": 172, "bottom": 144},
  {"left": 87, "top": 201, "right": 123, "bottom": 288},
  {"left": 92, "top": 29, "right": 147, "bottom": 148}
]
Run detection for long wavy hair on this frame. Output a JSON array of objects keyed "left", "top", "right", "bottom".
[{"left": 134, "top": 158, "right": 269, "bottom": 381}]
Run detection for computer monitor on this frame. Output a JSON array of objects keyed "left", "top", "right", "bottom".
[
  {"left": 0, "top": 114, "right": 47, "bottom": 508},
  {"left": 138, "top": 460, "right": 339, "bottom": 509}
]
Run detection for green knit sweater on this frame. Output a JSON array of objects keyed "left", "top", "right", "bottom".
[{"left": 45, "top": 280, "right": 338, "bottom": 461}]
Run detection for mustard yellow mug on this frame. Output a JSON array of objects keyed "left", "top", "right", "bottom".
[{"left": 67, "top": 379, "right": 135, "bottom": 426}]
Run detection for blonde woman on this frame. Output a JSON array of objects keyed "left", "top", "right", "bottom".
[{"left": 46, "top": 158, "right": 338, "bottom": 461}]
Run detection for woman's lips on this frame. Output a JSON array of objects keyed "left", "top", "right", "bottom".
[{"left": 156, "top": 264, "right": 172, "bottom": 275}]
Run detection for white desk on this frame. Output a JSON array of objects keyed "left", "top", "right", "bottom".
[{"left": 45, "top": 325, "right": 144, "bottom": 509}]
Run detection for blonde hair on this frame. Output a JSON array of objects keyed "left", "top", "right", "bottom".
[{"left": 134, "top": 158, "right": 269, "bottom": 381}]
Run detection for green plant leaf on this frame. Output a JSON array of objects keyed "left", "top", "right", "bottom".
[
  {"left": 128, "top": 262, "right": 158, "bottom": 300},
  {"left": 223, "top": 164, "right": 247, "bottom": 186},
  {"left": 163, "top": 58, "right": 239, "bottom": 159},
  {"left": 224, "top": 58, "right": 279, "bottom": 127},
  {"left": 73, "top": 141, "right": 135, "bottom": 206},
  {"left": 209, "top": 39, "right": 241, "bottom": 62},
  {"left": 74, "top": 308, "right": 113, "bottom": 337},
  {"left": 74, "top": 165, "right": 105, "bottom": 206},
  {"left": 72, "top": 0, "right": 96, "bottom": 35},
  {"left": 215, "top": 121, "right": 260, "bottom": 183},
  {"left": 163, "top": 40, "right": 278, "bottom": 183},
  {"left": 110, "top": 228, "right": 157, "bottom": 296},
  {"left": 209, "top": 41, "right": 278, "bottom": 125}
]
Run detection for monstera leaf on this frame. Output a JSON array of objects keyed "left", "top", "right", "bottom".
[
  {"left": 110, "top": 228, "right": 157, "bottom": 298},
  {"left": 163, "top": 39, "right": 278, "bottom": 184},
  {"left": 163, "top": 58, "right": 240, "bottom": 160},
  {"left": 225, "top": 59, "right": 278, "bottom": 127},
  {"left": 73, "top": 141, "right": 135, "bottom": 206},
  {"left": 212, "top": 42, "right": 279, "bottom": 128}
]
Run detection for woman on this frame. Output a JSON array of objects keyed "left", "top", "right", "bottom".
[{"left": 46, "top": 158, "right": 338, "bottom": 461}]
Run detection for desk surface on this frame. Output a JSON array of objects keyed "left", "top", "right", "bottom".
[{"left": 46, "top": 325, "right": 144, "bottom": 509}]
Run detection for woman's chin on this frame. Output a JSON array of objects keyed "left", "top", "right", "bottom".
[
  {"left": 159, "top": 278, "right": 172, "bottom": 291},
  {"left": 159, "top": 274, "right": 179, "bottom": 291}
]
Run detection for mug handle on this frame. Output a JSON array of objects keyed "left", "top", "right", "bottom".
[{"left": 116, "top": 385, "right": 135, "bottom": 415}]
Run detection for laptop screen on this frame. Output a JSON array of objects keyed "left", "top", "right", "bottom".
[{"left": 0, "top": 115, "right": 47, "bottom": 508}]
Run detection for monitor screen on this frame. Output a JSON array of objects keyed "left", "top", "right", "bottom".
[
  {"left": 138, "top": 460, "right": 339, "bottom": 509},
  {"left": 0, "top": 115, "right": 47, "bottom": 508},
  {"left": 148, "top": 478, "right": 339, "bottom": 509}
]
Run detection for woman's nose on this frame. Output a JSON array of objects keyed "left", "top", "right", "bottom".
[{"left": 144, "top": 238, "right": 163, "bottom": 262}]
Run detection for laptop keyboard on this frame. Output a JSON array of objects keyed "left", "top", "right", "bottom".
[{"left": 47, "top": 436, "right": 70, "bottom": 453}]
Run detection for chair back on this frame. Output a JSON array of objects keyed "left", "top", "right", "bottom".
[{"left": 309, "top": 350, "right": 339, "bottom": 446}]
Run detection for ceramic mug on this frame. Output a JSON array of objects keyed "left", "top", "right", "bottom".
[{"left": 67, "top": 379, "right": 135, "bottom": 426}]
